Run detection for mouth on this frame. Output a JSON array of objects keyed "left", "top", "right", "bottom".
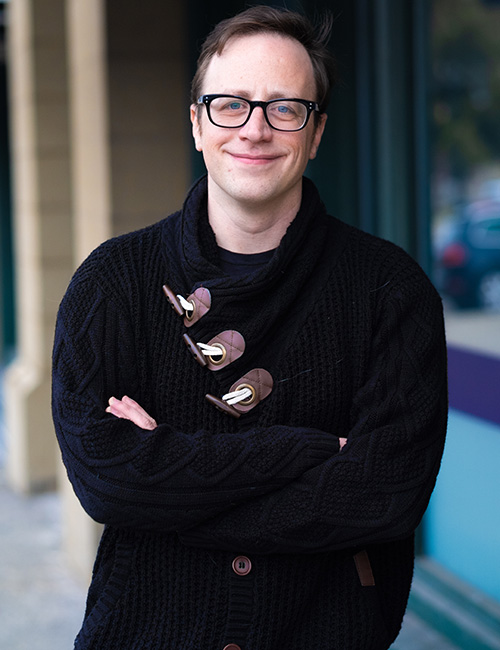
[{"left": 229, "top": 152, "right": 281, "bottom": 165}]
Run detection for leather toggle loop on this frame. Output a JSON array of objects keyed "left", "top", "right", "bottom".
[
  {"left": 206, "top": 368, "right": 273, "bottom": 417},
  {"left": 229, "top": 369, "right": 273, "bottom": 414},
  {"left": 204, "top": 330, "right": 245, "bottom": 371},
  {"left": 183, "top": 330, "right": 245, "bottom": 371},
  {"left": 184, "top": 287, "right": 211, "bottom": 327},
  {"left": 183, "top": 333, "right": 207, "bottom": 367},
  {"left": 162, "top": 284, "right": 211, "bottom": 325},
  {"left": 203, "top": 342, "right": 227, "bottom": 365},
  {"left": 231, "top": 383, "right": 256, "bottom": 405}
]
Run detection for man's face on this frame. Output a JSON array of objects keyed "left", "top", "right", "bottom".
[{"left": 191, "top": 33, "right": 327, "bottom": 215}]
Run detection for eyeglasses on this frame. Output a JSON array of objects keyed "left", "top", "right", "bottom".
[{"left": 197, "top": 94, "right": 321, "bottom": 132}]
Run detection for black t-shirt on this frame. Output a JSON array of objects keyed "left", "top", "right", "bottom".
[{"left": 217, "top": 246, "right": 275, "bottom": 278}]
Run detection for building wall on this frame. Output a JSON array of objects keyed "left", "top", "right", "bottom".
[{"left": 106, "top": 1, "right": 189, "bottom": 238}]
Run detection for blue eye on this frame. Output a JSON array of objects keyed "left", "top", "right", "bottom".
[
  {"left": 268, "top": 102, "right": 300, "bottom": 120},
  {"left": 229, "top": 102, "right": 242, "bottom": 110}
]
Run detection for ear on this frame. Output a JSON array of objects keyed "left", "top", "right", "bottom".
[
  {"left": 309, "top": 113, "right": 327, "bottom": 161},
  {"left": 190, "top": 104, "right": 203, "bottom": 152}
]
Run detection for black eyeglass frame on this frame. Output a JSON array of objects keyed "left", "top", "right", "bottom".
[{"left": 197, "top": 94, "right": 321, "bottom": 132}]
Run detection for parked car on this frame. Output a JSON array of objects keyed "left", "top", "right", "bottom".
[{"left": 434, "top": 200, "right": 500, "bottom": 310}]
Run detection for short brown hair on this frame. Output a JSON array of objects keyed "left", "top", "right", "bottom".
[{"left": 191, "top": 5, "right": 338, "bottom": 114}]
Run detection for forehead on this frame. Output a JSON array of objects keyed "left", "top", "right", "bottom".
[{"left": 202, "top": 32, "right": 317, "bottom": 99}]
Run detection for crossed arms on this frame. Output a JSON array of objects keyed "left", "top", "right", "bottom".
[{"left": 52, "top": 265, "right": 447, "bottom": 554}]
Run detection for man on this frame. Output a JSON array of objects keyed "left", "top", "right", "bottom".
[{"left": 52, "top": 6, "right": 447, "bottom": 649}]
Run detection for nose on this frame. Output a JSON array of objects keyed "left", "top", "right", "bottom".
[{"left": 239, "top": 106, "right": 273, "bottom": 141}]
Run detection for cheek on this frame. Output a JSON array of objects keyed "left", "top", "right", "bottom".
[{"left": 289, "top": 131, "right": 316, "bottom": 163}]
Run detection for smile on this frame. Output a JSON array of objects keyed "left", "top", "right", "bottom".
[{"left": 229, "top": 153, "right": 281, "bottom": 165}]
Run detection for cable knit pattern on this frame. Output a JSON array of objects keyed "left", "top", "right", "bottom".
[{"left": 52, "top": 177, "right": 447, "bottom": 649}]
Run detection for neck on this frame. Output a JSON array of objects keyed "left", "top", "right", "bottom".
[{"left": 206, "top": 180, "right": 302, "bottom": 254}]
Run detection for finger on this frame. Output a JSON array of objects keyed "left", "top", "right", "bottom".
[
  {"left": 139, "top": 416, "right": 157, "bottom": 431},
  {"left": 107, "top": 396, "right": 157, "bottom": 430},
  {"left": 106, "top": 403, "right": 129, "bottom": 420},
  {"left": 106, "top": 397, "right": 133, "bottom": 418},
  {"left": 122, "top": 396, "right": 157, "bottom": 429},
  {"left": 121, "top": 395, "right": 151, "bottom": 419},
  {"left": 107, "top": 396, "right": 131, "bottom": 417},
  {"left": 109, "top": 396, "right": 139, "bottom": 418},
  {"left": 122, "top": 395, "right": 141, "bottom": 408}
]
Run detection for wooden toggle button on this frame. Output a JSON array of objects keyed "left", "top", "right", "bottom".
[
  {"left": 162, "top": 283, "right": 184, "bottom": 316},
  {"left": 183, "top": 333, "right": 207, "bottom": 367},
  {"left": 205, "top": 394, "right": 241, "bottom": 419}
]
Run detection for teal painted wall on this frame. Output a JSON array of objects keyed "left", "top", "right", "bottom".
[{"left": 425, "top": 408, "right": 500, "bottom": 603}]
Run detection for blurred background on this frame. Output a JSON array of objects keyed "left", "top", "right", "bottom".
[{"left": 0, "top": 0, "right": 499, "bottom": 648}]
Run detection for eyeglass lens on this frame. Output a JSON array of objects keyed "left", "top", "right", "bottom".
[{"left": 208, "top": 97, "right": 308, "bottom": 130}]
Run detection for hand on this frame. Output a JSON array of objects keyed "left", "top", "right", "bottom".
[
  {"left": 106, "top": 395, "right": 157, "bottom": 430},
  {"left": 339, "top": 437, "right": 347, "bottom": 451}
]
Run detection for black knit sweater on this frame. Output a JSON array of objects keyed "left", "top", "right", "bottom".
[{"left": 52, "top": 177, "right": 448, "bottom": 649}]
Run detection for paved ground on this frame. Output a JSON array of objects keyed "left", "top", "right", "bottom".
[{"left": 0, "top": 467, "right": 87, "bottom": 650}]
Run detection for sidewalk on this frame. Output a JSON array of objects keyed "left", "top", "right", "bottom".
[{"left": 0, "top": 467, "right": 87, "bottom": 650}]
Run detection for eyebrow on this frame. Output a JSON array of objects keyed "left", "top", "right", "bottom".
[{"left": 217, "top": 90, "right": 301, "bottom": 100}]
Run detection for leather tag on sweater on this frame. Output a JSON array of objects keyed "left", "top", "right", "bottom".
[
  {"left": 230, "top": 368, "right": 273, "bottom": 414},
  {"left": 354, "top": 550, "right": 375, "bottom": 587},
  {"left": 205, "top": 330, "right": 245, "bottom": 371},
  {"left": 184, "top": 287, "right": 211, "bottom": 327}
]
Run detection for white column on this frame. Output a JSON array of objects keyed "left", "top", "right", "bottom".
[{"left": 4, "top": 0, "right": 73, "bottom": 493}]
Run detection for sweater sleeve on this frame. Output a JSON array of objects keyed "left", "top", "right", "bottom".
[
  {"left": 52, "top": 274, "right": 339, "bottom": 532},
  {"left": 179, "top": 275, "right": 448, "bottom": 554}
]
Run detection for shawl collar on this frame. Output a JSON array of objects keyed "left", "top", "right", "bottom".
[{"left": 161, "top": 175, "right": 344, "bottom": 381}]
